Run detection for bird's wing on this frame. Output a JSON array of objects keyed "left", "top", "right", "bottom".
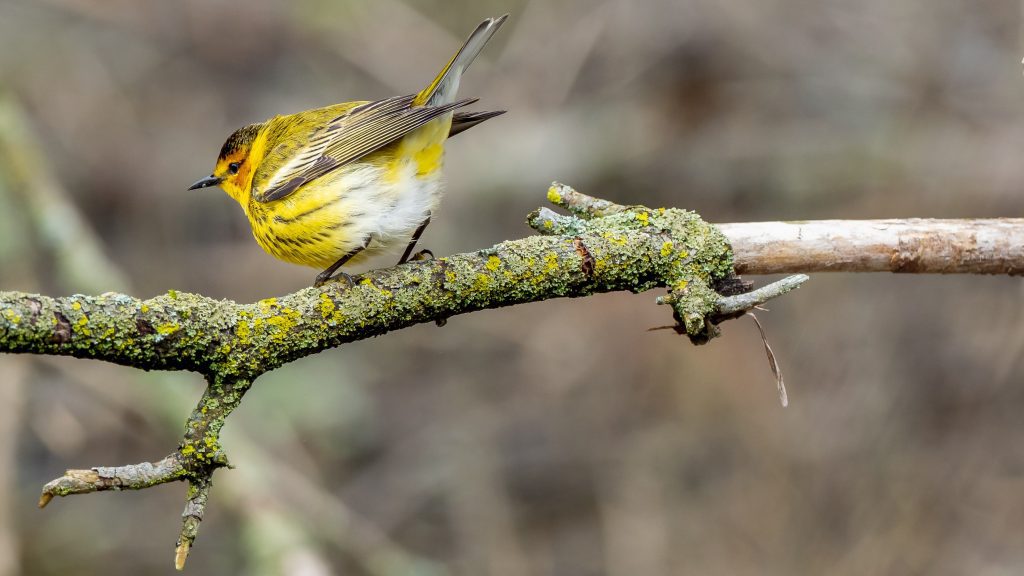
[{"left": 253, "top": 95, "right": 475, "bottom": 203}]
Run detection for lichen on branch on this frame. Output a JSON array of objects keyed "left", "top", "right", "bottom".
[
  {"left": 1, "top": 183, "right": 766, "bottom": 569},
  {"left": 0, "top": 184, "right": 737, "bottom": 381}
]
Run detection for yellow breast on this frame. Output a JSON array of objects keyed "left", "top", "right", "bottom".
[{"left": 245, "top": 116, "right": 453, "bottom": 270}]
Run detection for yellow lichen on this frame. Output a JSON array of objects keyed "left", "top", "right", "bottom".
[
  {"left": 601, "top": 231, "right": 628, "bottom": 246},
  {"left": 318, "top": 293, "right": 345, "bottom": 325},
  {"left": 264, "top": 308, "right": 301, "bottom": 343},
  {"left": 544, "top": 252, "right": 559, "bottom": 273},
  {"left": 157, "top": 323, "right": 180, "bottom": 336},
  {"left": 660, "top": 241, "right": 674, "bottom": 257},
  {"left": 485, "top": 255, "right": 501, "bottom": 272},
  {"left": 235, "top": 317, "right": 251, "bottom": 344},
  {"left": 473, "top": 273, "right": 493, "bottom": 291},
  {"left": 546, "top": 185, "right": 562, "bottom": 205},
  {"left": 72, "top": 302, "right": 82, "bottom": 311},
  {"left": 635, "top": 211, "right": 650, "bottom": 226}
]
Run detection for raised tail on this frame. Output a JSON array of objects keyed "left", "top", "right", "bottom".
[{"left": 414, "top": 14, "right": 508, "bottom": 107}]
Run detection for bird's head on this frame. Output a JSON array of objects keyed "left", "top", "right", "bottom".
[{"left": 189, "top": 123, "right": 263, "bottom": 204}]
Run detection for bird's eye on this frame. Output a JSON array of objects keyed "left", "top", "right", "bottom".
[{"left": 228, "top": 162, "right": 240, "bottom": 175}]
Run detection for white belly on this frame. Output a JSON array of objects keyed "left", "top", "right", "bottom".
[{"left": 344, "top": 157, "right": 441, "bottom": 262}]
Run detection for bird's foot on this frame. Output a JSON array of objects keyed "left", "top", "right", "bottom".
[
  {"left": 409, "top": 249, "right": 434, "bottom": 262},
  {"left": 314, "top": 270, "right": 354, "bottom": 288}
]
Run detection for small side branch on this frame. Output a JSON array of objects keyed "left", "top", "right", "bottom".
[
  {"left": 38, "top": 454, "right": 185, "bottom": 508},
  {"left": 715, "top": 274, "right": 810, "bottom": 316},
  {"left": 175, "top": 475, "right": 213, "bottom": 571},
  {"left": 546, "top": 182, "right": 626, "bottom": 218},
  {"left": 39, "top": 373, "right": 248, "bottom": 570}
]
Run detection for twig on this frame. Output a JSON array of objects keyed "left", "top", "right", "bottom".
[
  {"left": 545, "top": 182, "right": 627, "bottom": 218},
  {"left": 176, "top": 475, "right": 212, "bottom": 570},
  {"left": 39, "top": 454, "right": 185, "bottom": 508},
  {"left": 714, "top": 274, "right": 809, "bottom": 316}
]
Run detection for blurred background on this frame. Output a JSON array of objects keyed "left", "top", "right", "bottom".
[{"left": 1, "top": 0, "right": 1023, "bottom": 574}]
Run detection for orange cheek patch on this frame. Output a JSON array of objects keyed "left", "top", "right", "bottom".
[
  {"left": 219, "top": 152, "right": 255, "bottom": 191},
  {"left": 236, "top": 161, "right": 253, "bottom": 184}
]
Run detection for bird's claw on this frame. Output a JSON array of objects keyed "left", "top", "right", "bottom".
[
  {"left": 314, "top": 271, "right": 354, "bottom": 288},
  {"left": 410, "top": 249, "right": 434, "bottom": 262}
]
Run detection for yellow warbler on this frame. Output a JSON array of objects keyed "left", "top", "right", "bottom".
[{"left": 189, "top": 15, "right": 507, "bottom": 286}]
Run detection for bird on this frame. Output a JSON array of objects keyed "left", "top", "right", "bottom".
[{"left": 189, "top": 15, "right": 508, "bottom": 286}]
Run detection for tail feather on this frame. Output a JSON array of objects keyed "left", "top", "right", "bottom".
[
  {"left": 415, "top": 14, "right": 508, "bottom": 107},
  {"left": 448, "top": 110, "right": 505, "bottom": 138}
]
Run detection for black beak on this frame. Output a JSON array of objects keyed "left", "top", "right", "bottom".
[{"left": 188, "top": 175, "right": 222, "bottom": 190}]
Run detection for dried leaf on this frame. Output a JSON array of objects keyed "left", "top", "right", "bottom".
[{"left": 748, "top": 313, "right": 788, "bottom": 407}]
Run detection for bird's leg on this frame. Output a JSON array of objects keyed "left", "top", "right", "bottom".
[
  {"left": 315, "top": 237, "right": 371, "bottom": 287},
  {"left": 397, "top": 212, "right": 432, "bottom": 265}
]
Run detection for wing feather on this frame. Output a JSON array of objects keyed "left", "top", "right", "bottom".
[{"left": 254, "top": 95, "right": 474, "bottom": 203}]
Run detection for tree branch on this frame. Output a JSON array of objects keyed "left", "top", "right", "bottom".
[
  {"left": 4, "top": 182, "right": 1021, "bottom": 568},
  {"left": 0, "top": 186, "right": 736, "bottom": 378},
  {"left": 3, "top": 183, "right": 745, "bottom": 568},
  {"left": 720, "top": 219, "right": 1024, "bottom": 275}
]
